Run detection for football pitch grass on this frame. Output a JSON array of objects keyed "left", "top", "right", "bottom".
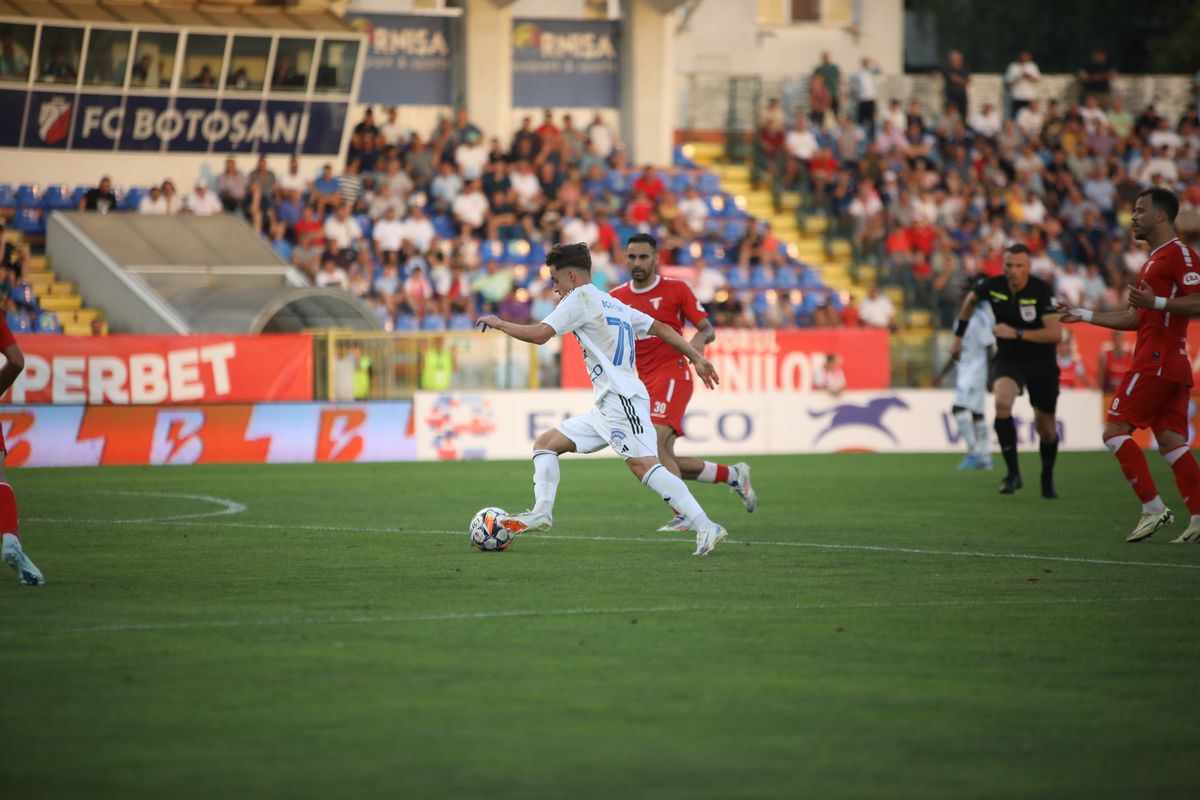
[{"left": 1, "top": 453, "right": 1196, "bottom": 799}]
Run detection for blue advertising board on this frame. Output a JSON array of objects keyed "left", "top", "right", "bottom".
[
  {"left": 347, "top": 13, "right": 453, "bottom": 106},
  {"left": 512, "top": 19, "right": 620, "bottom": 108},
  {"left": 0, "top": 91, "right": 345, "bottom": 155}
]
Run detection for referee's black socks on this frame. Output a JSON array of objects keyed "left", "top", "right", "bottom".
[
  {"left": 995, "top": 416, "right": 1019, "bottom": 477},
  {"left": 1040, "top": 438, "right": 1058, "bottom": 479}
]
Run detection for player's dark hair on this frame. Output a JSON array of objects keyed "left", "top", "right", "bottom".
[
  {"left": 1137, "top": 187, "right": 1179, "bottom": 223},
  {"left": 626, "top": 232, "right": 658, "bottom": 251},
  {"left": 546, "top": 242, "right": 592, "bottom": 272},
  {"left": 1005, "top": 243, "right": 1032, "bottom": 257}
]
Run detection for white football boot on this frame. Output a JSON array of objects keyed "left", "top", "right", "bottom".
[
  {"left": 2, "top": 533, "right": 45, "bottom": 586},
  {"left": 731, "top": 463, "right": 757, "bottom": 513},
  {"left": 1170, "top": 522, "right": 1200, "bottom": 544},
  {"left": 657, "top": 514, "right": 690, "bottom": 532},
  {"left": 498, "top": 509, "right": 553, "bottom": 535},
  {"left": 692, "top": 523, "right": 727, "bottom": 556},
  {"left": 1125, "top": 508, "right": 1174, "bottom": 543}
]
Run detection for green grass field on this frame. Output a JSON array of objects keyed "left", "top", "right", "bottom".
[{"left": 1, "top": 452, "right": 1197, "bottom": 799}]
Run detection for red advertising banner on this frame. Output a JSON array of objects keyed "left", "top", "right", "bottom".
[
  {"left": 5, "top": 335, "right": 314, "bottom": 405},
  {"left": 561, "top": 328, "right": 891, "bottom": 392},
  {"left": 0, "top": 402, "right": 415, "bottom": 467}
]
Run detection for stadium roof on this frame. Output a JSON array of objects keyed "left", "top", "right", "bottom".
[{"left": 0, "top": 0, "right": 355, "bottom": 32}]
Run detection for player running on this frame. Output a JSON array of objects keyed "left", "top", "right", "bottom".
[
  {"left": 610, "top": 233, "right": 756, "bottom": 532},
  {"left": 0, "top": 313, "right": 44, "bottom": 585},
  {"left": 477, "top": 242, "right": 730, "bottom": 556},
  {"left": 950, "top": 244, "right": 1062, "bottom": 497},
  {"left": 947, "top": 279, "right": 995, "bottom": 470},
  {"left": 1059, "top": 188, "right": 1200, "bottom": 543}
]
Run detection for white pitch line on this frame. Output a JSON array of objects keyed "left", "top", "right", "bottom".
[
  {"left": 25, "top": 517, "right": 1200, "bottom": 571},
  {"left": 29, "top": 491, "right": 247, "bottom": 524},
  {"left": 56, "top": 595, "right": 1197, "bottom": 634}
]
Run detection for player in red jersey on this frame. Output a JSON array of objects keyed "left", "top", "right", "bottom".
[
  {"left": 1098, "top": 331, "right": 1133, "bottom": 394},
  {"left": 0, "top": 313, "right": 44, "bottom": 584},
  {"left": 610, "top": 233, "right": 756, "bottom": 532},
  {"left": 1059, "top": 188, "right": 1200, "bottom": 543}
]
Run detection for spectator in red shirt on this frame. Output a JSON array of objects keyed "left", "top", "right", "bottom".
[
  {"left": 535, "top": 110, "right": 559, "bottom": 143},
  {"left": 633, "top": 165, "right": 664, "bottom": 203},
  {"left": 840, "top": 293, "right": 862, "bottom": 326}
]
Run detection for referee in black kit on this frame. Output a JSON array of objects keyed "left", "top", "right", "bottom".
[{"left": 949, "top": 244, "right": 1063, "bottom": 497}]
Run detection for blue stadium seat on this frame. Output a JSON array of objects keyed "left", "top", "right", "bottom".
[
  {"left": 394, "top": 313, "right": 418, "bottom": 332},
  {"left": 672, "top": 146, "right": 697, "bottom": 170},
  {"left": 354, "top": 213, "right": 373, "bottom": 241},
  {"left": 420, "top": 314, "right": 447, "bottom": 332},
  {"left": 12, "top": 284, "right": 39, "bottom": 309},
  {"left": 697, "top": 172, "right": 721, "bottom": 196},
  {"left": 448, "top": 313, "right": 475, "bottom": 331},
  {"left": 776, "top": 265, "right": 799, "bottom": 289},
  {"left": 72, "top": 185, "right": 88, "bottom": 206},
  {"left": 6, "top": 313, "right": 31, "bottom": 333},
  {"left": 431, "top": 214, "right": 455, "bottom": 240},
  {"left": 728, "top": 267, "right": 751, "bottom": 289},
  {"left": 670, "top": 171, "right": 694, "bottom": 194},
  {"left": 42, "top": 185, "right": 73, "bottom": 210},
  {"left": 35, "top": 311, "right": 62, "bottom": 333},
  {"left": 723, "top": 218, "right": 748, "bottom": 242},
  {"left": 0, "top": 184, "right": 16, "bottom": 210},
  {"left": 750, "top": 266, "right": 773, "bottom": 288},
  {"left": 119, "top": 187, "right": 147, "bottom": 211},
  {"left": 14, "top": 207, "right": 44, "bottom": 235},
  {"left": 16, "top": 184, "right": 40, "bottom": 210},
  {"left": 701, "top": 241, "right": 727, "bottom": 264},
  {"left": 605, "top": 170, "right": 630, "bottom": 196},
  {"left": 526, "top": 240, "right": 546, "bottom": 267},
  {"left": 675, "top": 247, "right": 695, "bottom": 266}
]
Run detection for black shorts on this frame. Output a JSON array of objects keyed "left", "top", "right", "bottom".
[{"left": 992, "top": 356, "right": 1059, "bottom": 414}]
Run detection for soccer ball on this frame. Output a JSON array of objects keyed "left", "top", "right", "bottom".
[{"left": 469, "top": 507, "right": 513, "bottom": 552}]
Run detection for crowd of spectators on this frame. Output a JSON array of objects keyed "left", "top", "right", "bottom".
[
  {"left": 761, "top": 49, "right": 1200, "bottom": 329},
  {"left": 104, "top": 105, "right": 850, "bottom": 332}
]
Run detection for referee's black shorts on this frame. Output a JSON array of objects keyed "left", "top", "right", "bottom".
[{"left": 992, "top": 355, "right": 1060, "bottom": 414}]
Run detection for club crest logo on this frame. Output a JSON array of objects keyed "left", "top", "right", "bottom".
[
  {"left": 1183, "top": 272, "right": 1200, "bottom": 286},
  {"left": 650, "top": 298, "right": 662, "bottom": 310},
  {"left": 37, "top": 96, "right": 72, "bottom": 145},
  {"left": 1020, "top": 306, "right": 1037, "bottom": 322}
]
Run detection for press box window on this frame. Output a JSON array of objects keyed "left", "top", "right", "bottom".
[
  {"left": 271, "top": 38, "right": 314, "bottom": 92},
  {"left": 314, "top": 39, "right": 358, "bottom": 95},
  {"left": 36, "top": 26, "right": 84, "bottom": 85},
  {"left": 182, "top": 33, "right": 227, "bottom": 90},
  {"left": 0, "top": 24, "right": 36, "bottom": 83},
  {"left": 130, "top": 30, "right": 178, "bottom": 89},
  {"left": 83, "top": 28, "right": 132, "bottom": 87},
  {"left": 226, "top": 36, "right": 270, "bottom": 92}
]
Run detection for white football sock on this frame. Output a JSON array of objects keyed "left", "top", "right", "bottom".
[
  {"left": 643, "top": 464, "right": 713, "bottom": 531},
  {"left": 954, "top": 409, "right": 976, "bottom": 454},
  {"left": 696, "top": 461, "right": 718, "bottom": 483},
  {"left": 532, "top": 450, "right": 559, "bottom": 515},
  {"left": 1142, "top": 495, "right": 1166, "bottom": 513},
  {"left": 973, "top": 418, "right": 991, "bottom": 459},
  {"left": 1191, "top": 514, "right": 1200, "bottom": 526}
]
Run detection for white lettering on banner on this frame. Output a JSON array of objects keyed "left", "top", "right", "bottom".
[
  {"left": 52, "top": 356, "right": 86, "bottom": 403},
  {"left": 539, "top": 33, "right": 615, "bottom": 60},
  {"left": 8, "top": 345, "right": 238, "bottom": 404},
  {"left": 149, "top": 410, "right": 205, "bottom": 465},
  {"left": 132, "top": 107, "right": 155, "bottom": 139},
  {"left": 89, "top": 356, "right": 128, "bottom": 404},
  {"left": 372, "top": 26, "right": 449, "bottom": 57},
  {"left": 710, "top": 351, "right": 813, "bottom": 392},
  {"left": 97, "top": 104, "right": 304, "bottom": 146}
]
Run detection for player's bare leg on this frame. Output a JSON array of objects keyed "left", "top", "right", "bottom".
[
  {"left": 1155, "top": 428, "right": 1200, "bottom": 544},
  {"left": 1034, "top": 409, "right": 1059, "bottom": 499},
  {"left": 498, "top": 428, "right": 575, "bottom": 535},
  {"left": 1104, "top": 421, "right": 1173, "bottom": 542},
  {"left": 993, "top": 378, "right": 1023, "bottom": 494},
  {"left": 627, "top": 455, "right": 726, "bottom": 555}
]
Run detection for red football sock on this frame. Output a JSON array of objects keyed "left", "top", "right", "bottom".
[
  {"left": 1163, "top": 446, "right": 1200, "bottom": 516},
  {"left": 714, "top": 464, "right": 730, "bottom": 484},
  {"left": 1105, "top": 436, "right": 1158, "bottom": 504},
  {"left": 0, "top": 482, "right": 20, "bottom": 540}
]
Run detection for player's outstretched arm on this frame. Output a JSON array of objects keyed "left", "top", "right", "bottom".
[
  {"left": 477, "top": 315, "right": 556, "bottom": 345},
  {"left": 689, "top": 318, "right": 716, "bottom": 354},
  {"left": 1055, "top": 303, "right": 1139, "bottom": 331},
  {"left": 1129, "top": 282, "right": 1200, "bottom": 316},
  {"left": 649, "top": 320, "right": 720, "bottom": 389}
]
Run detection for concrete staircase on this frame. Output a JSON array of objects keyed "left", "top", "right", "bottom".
[
  {"left": 4, "top": 228, "right": 105, "bottom": 335},
  {"left": 687, "top": 142, "right": 935, "bottom": 384}
]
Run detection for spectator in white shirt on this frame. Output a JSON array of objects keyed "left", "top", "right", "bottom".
[
  {"left": 452, "top": 179, "right": 489, "bottom": 235},
  {"left": 402, "top": 206, "right": 436, "bottom": 253},
  {"left": 430, "top": 161, "right": 464, "bottom": 212},
  {"left": 510, "top": 160, "right": 542, "bottom": 208},
  {"left": 138, "top": 184, "right": 168, "bottom": 215},
  {"left": 373, "top": 206, "right": 406, "bottom": 263},
  {"left": 315, "top": 256, "right": 350, "bottom": 290},
  {"left": 1147, "top": 118, "right": 1183, "bottom": 158},
  {"left": 785, "top": 116, "right": 819, "bottom": 187},
  {"left": 1079, "top": 95, "right": 1108, "bottom": 137},
  {"left": 1140, "top": 146, "right": 1179, "bottom": 185},
  {"left": 368, "top": 184, "right": 405, "bottom": 221},
  {"left": 969, "top": 102, "right": 1001, "bottom": 139},
  {"left": 278, "top": 157, "right": 306, "bottom": 196},
  {"left": 1015, "top": 98, "right": 1044, "bottom": 139},
  {"left": 185, "top": 182, "right": 222, "bottom": 216},
  {"left": 850, "top": 57, "right": 880, "bottom": 136},
  {"left": 587, "top": 113, "right": 614, "bottom": 160},
  {"left": 1055, "top": 262, "right": 1086, "bottom": 307},
  {"left": 678, "top": 187, "right": 710, "bottom": 235},
  {"left": 859, "top": 286, "right": 895, "bottom": 329},
  {"left": 561, "top": 207, "right": 599, "bottom": 248},
  {"left": 379, "top": 106, "right": 410, "bottom": 148},
  {"left": 324, "top": 204, "right": 364, "bottom": 256},
  {"left": 1004, "top": 51, "right": 1041, "bottom": 117},
  {"left": 454, "top": 131, "right": 488, "bottom": 182}
]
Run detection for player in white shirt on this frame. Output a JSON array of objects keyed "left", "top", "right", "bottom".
[
  {"left": 477, "top": 243, "right": 729, "bottom": 555},
  {"left": 950, "top": 280, "right": 995, "bottom": 469}
]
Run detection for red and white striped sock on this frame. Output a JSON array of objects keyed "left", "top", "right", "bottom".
[
  {"left": 1104, "top": 435, "right": 1160, "bottom": 508},
  {"left": 696, "top": 462, "right": 735, "bottom": 485}
]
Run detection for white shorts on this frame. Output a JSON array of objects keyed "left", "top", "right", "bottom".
[
  {"left": 557, "top": 393, "right": 658, "bottom": 460},
  {"left": 952, "top": 382, "right": 987, "bottom": 415}
]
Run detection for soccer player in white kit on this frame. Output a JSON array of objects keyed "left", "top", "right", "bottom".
[
  {"left": 476, "top": 243, "right": 729, "bottom": 555},
  {"left": 951, "top": 280, "right": 995, "bottom": 470}
]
